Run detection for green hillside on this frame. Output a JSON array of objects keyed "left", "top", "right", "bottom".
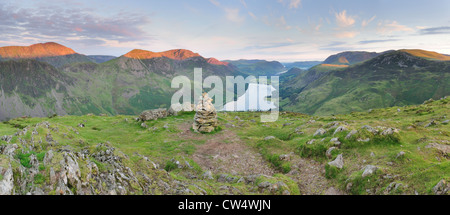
[
  {"left": 281, "top": 51, "right": 450, "bottom": 115},
  {"left": 0, "top": 96, "right": 448, "bottom": 195}
]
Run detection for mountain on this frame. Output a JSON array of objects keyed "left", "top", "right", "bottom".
[
  {"left": 399, "top": 49, "right": 450, "bottom": 61},
  {"left": 283, "top": 61, "right": 322, "bottom": 70},
  {"left": 322, "top": 51, "right": 383, "bottom": 66},
  {"left": 88, "top": 55, "right": 117, "bottom": 63},
  {"left": 124, "top": 49, "right": 202, "bottom": 60},
  {"left": 0, "top": 59, "right": 86, "bottom": 121},
  {"left": 224, "top": 59, "right": 286, "bottom": 76},
  {"left": 279, "top": 67, "right": 304, "bottom": 83},
  {"left": 0, "top": 42, "right": 94, "bottom": 68},
  {"left": 281, "top": 50, "right": 450, "bottom": 115},
  {"left": 0, "top": 44, "right": 242, "bottom": 120}
]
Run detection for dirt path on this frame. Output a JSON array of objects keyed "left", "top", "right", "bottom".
[
  {"left": 288, "top": 156, "right": 344, "bottom": 195},
  {"left": 176, "top": 123, "right": 274, "bottom": 176},
  {"left": 176, "top": 122, "right": 343, "bottom": 195}
]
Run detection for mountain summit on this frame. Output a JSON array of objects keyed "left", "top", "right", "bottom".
[
  {"left": 123, "top": 49, "right": 202, "bottom": 60},
  {"left": 0, "top": 42, "right": 77, "bottom": 58}
]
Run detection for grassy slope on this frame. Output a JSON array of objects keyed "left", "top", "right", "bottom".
[
  {"left": 0, "top": 97, "right": 448, "bottom": 195},
  {"left": 282, "top": 51, "right": 450, "bottom": 115}
]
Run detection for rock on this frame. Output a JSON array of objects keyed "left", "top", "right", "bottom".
[
  {"left": 361, "top": 125, "right": 377, "bottom": 134},
  {"left": 279, "top": 154, "right": 290, "bottom": 161},
  {"left": 217, "top": 174, "right": 228, "bottom": 182},
  {"left": 333, "top": 126, "right": 348, "bottom": 135},
  {"left": 362, "top": 165, "right": 378, "bottom": 177},
  {"left": 326, "top": 121, "right": 340, "bottom": 129},
  {"left": 168, "top": 107, "right": 178, "bottom": 116},
  {"left": 313, "top": 128, "right": 326, "bottom": 137},
  {"left": 425, "top": 120, "right": 437, "bottom": 128},
  {"left": 192, "top": 93, "right": 219, "bottom": 133},
  {"left": 2, "top": 144, "right": 18, "bottom": 157},
  {"left": 330, "top": 138, "right": 341, "bottom": 147},
  {"left": 328, "top": 154, "right": 344, "bottom": 169},
  {"left": 423, "top": 98, "right": 434, "bottom": 104},
  {"left": 258, "top": 181, "right": 272, "bottom": 189},
  {"left": 357, "top": 138, "right": 370, "bottom": 142},
  {"left": 1, "top": 135, "right": 12, "bottom": 143},
  {"left": 324, "top": 187, "right": 343, "bottom": 195},
  {"left": 139, "top": 108, "right": 169, "bottom": 121},
  {"left": 345, "top": 130, "right": 358, "bottom": 139},
  {"left": 264, "top": 136, "right": 276, "bottom": 141},
  {"left": 306, "top": 139, "right": 316, "bottom": 145},
  {"left": 381, "top": 128, "right": 398, "bottom": 136},
  {"left": 432, "top": 179, "right": 449, "bottom": 195},
  {"left": 346, "top": 183, "right": 353, "bottom": 192},
  {"left": 442, "top": 120, "right": 449, "bottom": 125},
  {"left": 0, "top": 165, "right": 14, "bottom": 195},
  {"left": 140, "top": 123, "right": 148, "bottom": 129},
  {"left": 326, "top": 147, "right": 337, "bottom": 159},
  {"left": 307, "top": 120, "right": 316, "bottom": 124},
  {"left": 43, "top": 150, "right": 54, "bottom": 166},
  {"left": 396, "top": 151, "right": 405, "bottom": 159},
  {"left": 397, "top": 109, "right": 401, "bottom": 112},
  {"left": 384, "top": 182, "right": 403, "bottom": 194},
  {"left": 370, "top": 152, "right": 375, "bottom": 157}
]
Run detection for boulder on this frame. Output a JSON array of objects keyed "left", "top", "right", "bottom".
[
  {"left": 328, "top": 154, "right": 344, "bottom": 169},
  {"left": 362, "top": 165, "right": 378, "bottom": 177},
  {"left": 333, "top": 126, "right": 348, "bottom": 135},
  {"left": 345, "top": 130, "right": 358, "bottom": 139},
  {"left": 432, "top": 179, "right": 449, "bottom": 195},
  {"left": 313, "top": 128, "right": 326, "bottom": 137},
  {"left": 264, "top": 136, "right": 276, "bottom": 141},
  {"left": 139, "top": 108, "right": 169, "bottom": 121},
  {"left": 326, "top": 147, "right": 337, "bottom": 159},
  {"left": 0, "top": 165, "right": 14, "bottom": 195}
]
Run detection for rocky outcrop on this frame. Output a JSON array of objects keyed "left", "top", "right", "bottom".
[
  {"left": 192, "top": 93, "right": 218, "bottom": 133},
  {"left": 139, "top": 108, "right": 178, "bottom": 121},
  {"left": 0, "top": 122, "right": 206, "bottom": 195}
]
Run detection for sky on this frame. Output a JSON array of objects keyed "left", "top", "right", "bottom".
[{"left": 0, "top": 0, "right": 449, "bottom": 61}]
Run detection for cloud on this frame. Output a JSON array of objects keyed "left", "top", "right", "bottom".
[
  {"left": 419, "top": 26, "right": 450, "bottom": 35},
  {"left": 335, "top": 31, "right": 358, "bottom": 38},
  {"left": 335, "top": 10, "right": 356, "bottom": 28},
  {"left": 208, "top": 0, "right": 221, "bottom": 7},
  {"left": 289, "top": 0, "right": 302, "bottom": 9},
  {"left": 224, "top": 8, "right": 245, "bottom": 23},
  {"left": 362, "top": 16, "right": 376, "bottom": 27},
  {"left": 278, "top": 0, "right": 302, "bottom": 9},
  {"left": 248, "top": 12, "right": 257, "bottom": 20},
  {"left": 377, "top": 21, "right": 413, "bottom": 34},
  {"left": 358, "top": 39, "right": 399, "bottom": 44},
  {"left": 0, "top": 3, "right": 151, "bottom": 46},
  {"left": 262, "top": 15, "right": 292, "bottom": 30},
  {"left": 209, "top": 0, "right": 245, "bottom": 23}
]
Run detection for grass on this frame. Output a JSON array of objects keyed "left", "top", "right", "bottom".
[{"left": 0, "top": 97, "right": 448, "bottom": 195}]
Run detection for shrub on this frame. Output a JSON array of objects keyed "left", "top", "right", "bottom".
[{"left": 164, "top": 160, "right": 178, "bottom": 172}]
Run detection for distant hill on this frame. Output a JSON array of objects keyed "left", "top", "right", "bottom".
[
  {"left": 281, "top": 50, "right": 450, "bottom": 115},
  {"left": 88, "top": 55, "right": 117, "bottom": 63},
  {"left": 283, "top": 61, "right": 322, "bottom": 70},
  {"left": 399, "top": 49, "right": 450, "bottom": 61},
  {"left": 0, "top": 44, "right": 243, "bottom": 120},
  {"left": 0, "top": 42, "right": 93, "bottom": 68},
  {"left": 224, "top": 59, "right": 286, "bottom": 76},
  {"left": 322, "top": 51, "right": 382, "bottom": 66}
]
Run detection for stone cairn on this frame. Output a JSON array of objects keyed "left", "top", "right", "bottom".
[{"left": 193, "top": 93, "right": 218, "bottom": 133}]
